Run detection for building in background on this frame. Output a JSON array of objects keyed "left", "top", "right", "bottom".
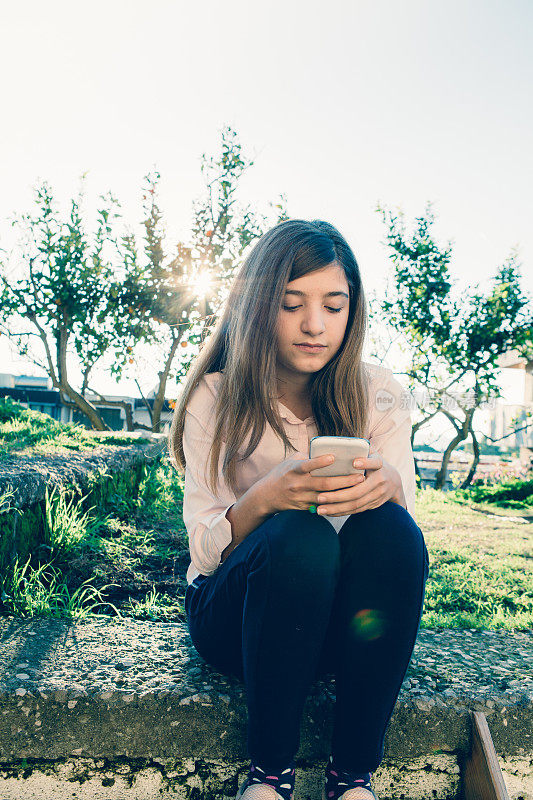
[
  {"left": 488, "top": 350, "right": 533, "bottom": 461},
  {"left": 0, "top": 373, "right": 173, "bottom": 434},
  {"left": 3, "top": 350, "right": 533, "bottom": 459}
]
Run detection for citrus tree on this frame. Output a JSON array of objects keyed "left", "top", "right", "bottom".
[
  {"left": 0, "top": 180, "right": 144, "bottom": 429},
  {"left": 376, "top": 200, "right": 533, "bottom": 488}
]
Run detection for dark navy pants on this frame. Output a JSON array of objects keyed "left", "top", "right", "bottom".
[{"left": 184, "top": 501, "right": 429, "bottom": 774}]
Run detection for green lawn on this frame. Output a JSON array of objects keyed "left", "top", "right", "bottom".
[
  {"left": 416, "top": 485, "right": 533, "bottom": 631},
  {"left": 1, "top": 420, "right": 532, "bottom": 629}
]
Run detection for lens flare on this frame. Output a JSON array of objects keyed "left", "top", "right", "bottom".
[{"left": 350, "top": 608, "right": 387, "bottom": 641}]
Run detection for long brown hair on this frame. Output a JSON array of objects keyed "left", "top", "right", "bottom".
[{"left": 168, "top": 218, "right": 370, "bottom": 496}]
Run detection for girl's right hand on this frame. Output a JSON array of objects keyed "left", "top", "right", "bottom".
[{"left": 257, "top": 453, "right": 363, "bottom": 515}]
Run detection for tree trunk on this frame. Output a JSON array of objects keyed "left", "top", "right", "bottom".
[
  {"left": 151, "top": 335, "right": 181, "bottom": 432},
  {"left": 55, "top": 323, "right": 109, "bottom": 430},
  {"left": 135, "top": 378, "right": 154, "bottom": 428},
  {"left": 60, "top": 385, "right": 109, "bottom": 430},
  {"left": 460, "top": 414, "right": 480, "bottom": 489},
  {"left": 435, "top": 432, "right": 466, "bottom": 489},
  {"left": 410, "top": 427, "right": 421, "bottom": 485}
]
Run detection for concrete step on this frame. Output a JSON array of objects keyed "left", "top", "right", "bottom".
[{"left": 0, "top": 617, "right": 531, "bottom": 799}]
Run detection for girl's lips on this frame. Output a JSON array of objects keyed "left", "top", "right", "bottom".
[{"left": 295, "top": 344, "right": 326, "bottom": 353}]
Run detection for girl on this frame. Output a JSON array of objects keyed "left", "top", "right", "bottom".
[{"left": 169, "top": 219, "right": 429, "bottom": 800}]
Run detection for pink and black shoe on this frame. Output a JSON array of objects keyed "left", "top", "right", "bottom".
[
  {"left": 236, "top": 762, "right": 295, "bottom": 800},
  {"left": 321, "top": 755, "right": 379, "bottom": 800}
]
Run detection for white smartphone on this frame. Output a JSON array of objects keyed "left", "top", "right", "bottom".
[{"left": 309, "top": 435, "right": 370, "bottom": 477}]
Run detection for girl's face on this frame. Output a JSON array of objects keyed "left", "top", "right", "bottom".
[{"left": 275, "top": 262, "right": 350, "bottom": 388}]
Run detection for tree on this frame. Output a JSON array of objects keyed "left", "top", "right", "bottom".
[
  {"left": 0, "top": 179, "right": 140, "bottom": 430},
  {"left": 376, "top": 200, "right": 533, "bottom": 489},
  {"left": 120, "top": 126, "right": 289, "bottom": 431},
  {"left": 0, "top": 126, "right": 290, "bottom": 433}
]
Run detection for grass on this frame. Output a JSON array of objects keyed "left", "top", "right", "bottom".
[
  {"left": 0, "top": 396, "right": 150, "bottom": 461},
  {"left": 0, "top": 444, "right": 532, "bottom": 630},
  {"left": 0, "top": 456, "right": 189, "bottom": 621},
  {"left": 415, "top": 484, "right": 533, "bottom": 631}
]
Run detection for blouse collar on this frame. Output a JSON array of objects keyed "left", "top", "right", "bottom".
[{"left": 276, "top": 400, "right": 314, "bottom": 425}]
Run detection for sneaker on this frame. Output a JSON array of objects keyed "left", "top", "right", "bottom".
[
  {"left": 322, "top": 787, "right": 378, "bottom": 800},
  {"left": 236, "top": 765, "right": 294, "bottom": 800},
  {"left": 236, "top": 778, "right": 288, "bottom": 800},
  {"left": 322, "top": 756, "right": 379, "bottom": 800}
]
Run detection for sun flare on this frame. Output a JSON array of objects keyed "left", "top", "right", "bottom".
[{"left": 191, "top": 269, "right": 212, "bottom": 297}]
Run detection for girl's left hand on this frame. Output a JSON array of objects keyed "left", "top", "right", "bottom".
[{"left": 315, "top": 448, "right": 406, "bottom": 516}]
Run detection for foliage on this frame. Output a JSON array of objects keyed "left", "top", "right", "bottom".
[
  {"left": 0, "top": 396, "right": 31, "bottom": 423},
  {"left": 0, "top": 178, "right": 144, "bottom": 429},
  {"left": 0, "top": 456, "right": 183, "bottom": 620},
  {"left": 454, "top": 477, "right": 533, "bottom": 509},
  {"left": 375, "top": 200, "right": 533, "bottom": 489},
  {"left": 119, "top": 126, "right": 290, "bottom": 430},
  {"left": 0, "top": 126, "right": 290, "bottom": 432}
]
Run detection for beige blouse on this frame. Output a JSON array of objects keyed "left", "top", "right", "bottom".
[{"left": 182, "top": 361, "right": 416, "bottom": 585}]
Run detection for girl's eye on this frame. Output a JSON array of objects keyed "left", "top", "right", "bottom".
[{"left": 282, "top": 306, "right": 343, "bottom": 313}]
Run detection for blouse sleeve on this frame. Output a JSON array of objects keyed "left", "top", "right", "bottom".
[
  {"left": 367, "top": 369, "right": 417, "bottom": 522},
  {"left": 182, "top": 407, "right": 236, "bottom": 577}
]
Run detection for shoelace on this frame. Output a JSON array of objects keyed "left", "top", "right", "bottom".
[
  {"left": 247, "top": 762, "right": 296, "bottom": 800},
  {"left": 325, "top": 755, "right": 373, "bottom": 799}
]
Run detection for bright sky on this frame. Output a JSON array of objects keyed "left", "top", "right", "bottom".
[{"left": 1, "top": 0, "right": 532, "bottom": 422}]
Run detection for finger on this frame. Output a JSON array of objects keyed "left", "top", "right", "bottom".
[
  {"left": 309, "top": 476, "right": 363, "bottom": 504},
  {"left": 316, "top": 476, "right": 367, "bottom": 504},
  {"left": 308, "top": 470, "right": 362, "bottom": 496},
  {"left": 352, "top": 452, "right": 383, "bottom": 470},
  {"left": 301, "top": 454, "right": 335, "bottom": 473},
  {"left": 317, "top": 484, "right": 384, "bottom": 516},
  {"left": 316, "top": 473, "right": 365, "bottom": 491}
]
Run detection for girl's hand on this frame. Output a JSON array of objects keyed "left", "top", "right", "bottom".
[
  {"left": 314, "top": 448, "right": 406, "bottom": 516},
  {"left": 257, "top": 453, "right": 363, "bottom": 515}
]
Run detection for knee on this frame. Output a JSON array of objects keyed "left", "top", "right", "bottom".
[
  {"left": 389, "top": 502, "right": 427, "bottom": 558},
  {"left": 378, "top": 502, "right": 429, "bottom": 587},
  {"left": 341, "top": 500, "right": 426, "bottom": 563},
  {"left": 266, "top": 509, "right": 341, "bottom": 581}
]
